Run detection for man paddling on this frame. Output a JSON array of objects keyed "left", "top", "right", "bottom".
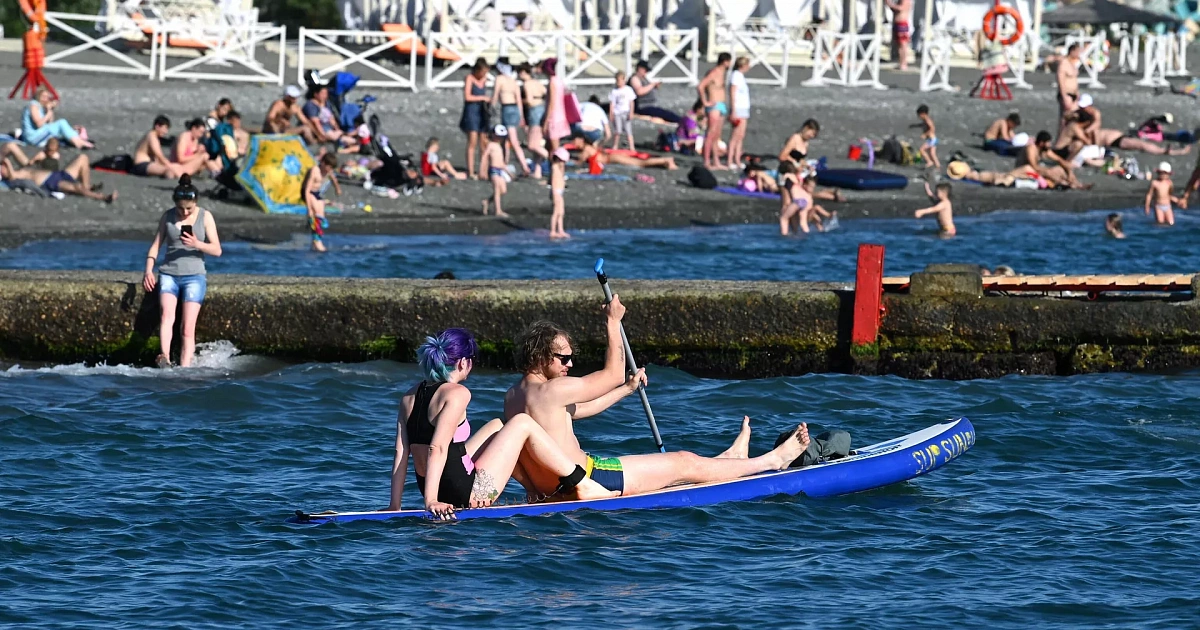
[{"left": 503, "top": 296, "right": 809, "bottom": 499}]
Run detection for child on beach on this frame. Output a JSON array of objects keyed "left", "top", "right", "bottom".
[
  {"left": 480, "top": 125, "right": 511, "bottom": 218},
  {"left": 915, "top": 105, "right": 939, "bottom": 169},
  {"left": 914, "top": 181, "right": 955, "bottom": 236},
  {"left": 421, "top": 137, "right": 466, "bottom": 186},
  {"left": 1105, "top": 213, "right": 1126, "bottom": 239},
  {"left": 1145, "top": 161, "right": 1178, "bottom": 226},
  {"left": 549, "top": 147, "right": 570, "bottom": 239},
  {"left": 779, "top": 164, "right": 829, "bottom": 235},
  {"left": 304, "top": 152, "right": 341, "bottom": 252},
  {"left": 608, "top": 71, "right": 637, "bottom": 151}
]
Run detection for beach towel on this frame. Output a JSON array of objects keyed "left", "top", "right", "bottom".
[
  {"left": 567, "top": 173, "right": 631, "bottom": 182},
  {"left": 714, "top": 185, "right": 780, "bottom": 200}
]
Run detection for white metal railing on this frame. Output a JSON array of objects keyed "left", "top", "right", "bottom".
[
  {"left": 558, "top": 30, "right": 633, "bottom": 86},
  {"left": 156, "top": 23, "right": 285, "bottom": 85},
  {"left": 1135, "top": 33, "right": 1186, "bottom": 87},
  {"left": 639, "top": 28, "right": 699, "bottom": 85},
  {"left": 298, "top": 28, "right": 417, "bottom": 91},
  {"left": 803, "top": 30, "right": 886, "bottom": 90},
  {"left": 725, "top": 30, "right": 791, "bottom": 87},
  {"left": 42, "top": 12, "right": 158, "bottom": 79},
  {"left": 919, "top": 29, "right": 954, "bottom": 92},
  {"left": 424, "top": 31, "right": 559, "bottom": 89}
]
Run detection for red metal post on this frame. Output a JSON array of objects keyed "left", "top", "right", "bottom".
[{"left": 851, "top": 243, "right": 885, "bottom": 347}]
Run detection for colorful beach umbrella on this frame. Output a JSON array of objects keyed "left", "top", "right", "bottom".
[{"left": 236, "top": 135, "right": 314, "bottom": 214}]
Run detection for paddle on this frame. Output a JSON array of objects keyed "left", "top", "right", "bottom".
[{"left": 594, "top": 258, "right": 666, "bottom": 453}]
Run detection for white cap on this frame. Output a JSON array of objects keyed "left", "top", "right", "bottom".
[
  {"left": 1078, "top": 93, "right": 1093, "bottom": 108},
  {"left": 284, "top": 85, "right": 302, "bottom": 99},
  {"left": 1011, "top": 132, "right": 1030, "bottom": 147},
  {"left": 493, "top": 124, "right": 508, "bottom": 137},
  {"left": 1158, "top": 161, "right": 1172, "bottom": 173},
  {"left": 1164, "top": 112, "right": 1174, "bottom": 124}
]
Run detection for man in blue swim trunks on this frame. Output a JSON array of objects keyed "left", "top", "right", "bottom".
[
  {"left": 504, "top": 295, "right": 809, "bottom": 500},
  {"left": 1, "top": 153, "right": 115, "bottom": 203},
  {"left": 697, "top": 52, "right": 732, "bottom": 171}
]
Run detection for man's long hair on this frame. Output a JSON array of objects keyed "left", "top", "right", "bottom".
[{"left": 515, "top": 320, "right": 574, "bottom": 374}]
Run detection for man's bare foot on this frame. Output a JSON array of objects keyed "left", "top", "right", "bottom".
[
  {"left": 574, "top": 478, "right": 620, "bottom": 501},
  {"left": 767, "top": 423, "right": 810, "bottom": 470},
  {"left": 495, "top": 209, "right": 510, "bottom": 218},
  {"left": 717, "top": 416, "right": 753, "bottom": 459},
  {"left": 155, "top": 354, "right": 172, "bottom": 369}
]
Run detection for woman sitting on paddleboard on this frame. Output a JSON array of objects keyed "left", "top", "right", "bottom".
[{"left": 391, "top": 328, "right": 617, "bottom": 518}]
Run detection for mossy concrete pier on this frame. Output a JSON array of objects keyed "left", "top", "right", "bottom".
[{"left": 1, "top": 270, "right": 1198, "bottom": 379}]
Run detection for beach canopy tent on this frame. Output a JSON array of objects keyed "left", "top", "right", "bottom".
[{"left": 1042, "top": 0, "right": 1179, "bottom": 25}]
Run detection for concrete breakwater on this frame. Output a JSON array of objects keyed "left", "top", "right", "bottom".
[{"left": 1, "top": 270, "right": 1198, "bottom": 379}]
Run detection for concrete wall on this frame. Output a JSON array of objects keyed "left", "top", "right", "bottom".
[{"left": 1, "top": 270, "right": 1198, "bottom": 379}]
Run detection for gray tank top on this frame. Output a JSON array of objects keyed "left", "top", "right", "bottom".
[
  {"left": 633, "top": 75, "right": 657, "bottom": 106},
  {"left": 159, "top": 207, "right": 207, "bottom": 276}
]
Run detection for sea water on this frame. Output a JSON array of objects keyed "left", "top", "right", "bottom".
[
  {"left": 2, "top": 210, "right": 1198, "bottom": 282},
  {"left": 2, "top": 349, "right": 1198, "bottom": 627}
]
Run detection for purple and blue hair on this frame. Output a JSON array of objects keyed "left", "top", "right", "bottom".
[{"left": 416, "top": 328, "right": 479, "bottom": 382}]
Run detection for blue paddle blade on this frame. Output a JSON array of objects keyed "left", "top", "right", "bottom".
[{"left": 594, "top": 258, "right": 605, "bottom": 275}]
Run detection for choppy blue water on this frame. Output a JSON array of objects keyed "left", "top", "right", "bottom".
[
  {"left": 2, "top": 347, "right": 1198, "bottom": 627},
  {"left": 3, "top": 210, "right": 1198, "bottom": 281}
]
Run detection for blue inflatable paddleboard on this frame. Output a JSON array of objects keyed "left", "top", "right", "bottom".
[
  {"left": 816, "top": 169, "right": 909, "bottom": 190},
  {"left": 289, "top": 418, "right": 974, "bottom": 524}
]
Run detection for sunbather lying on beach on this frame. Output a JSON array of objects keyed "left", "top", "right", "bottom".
[
  {"left": 1, "top": 154, "right": 116, "bottom": 203},
  {"left": 578, "top": 141, "right": 677, "bottom": 171},
  {"left": 946, "top": 160, "right": 1016, "bottom": 186},
  {"left": 2, "top": 138, "right": 61, "bottom": 171},
  {"left": 502, "top": 298, "right": 810, "bottom": 500},
  {"left": 1091, "top": 128, "right": 1190, "bottom": 156}
]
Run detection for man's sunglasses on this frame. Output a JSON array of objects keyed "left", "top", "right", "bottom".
[{"left": 553, "top": 353, "right": 573, "bottom": 364}]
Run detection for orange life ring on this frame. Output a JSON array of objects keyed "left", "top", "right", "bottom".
[{"left": 982, "top": 5, "right": 1024, "bottom": 47}]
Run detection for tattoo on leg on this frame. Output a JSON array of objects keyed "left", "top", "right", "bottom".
[{"left": 470, "top": 468, "right": 500, "bottom": 505}]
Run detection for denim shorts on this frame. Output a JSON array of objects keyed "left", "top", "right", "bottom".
[{"left": 159, "top": 273, "right": 207, "bottom": 304}]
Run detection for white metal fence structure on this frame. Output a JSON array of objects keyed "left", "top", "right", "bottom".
[
  {"left": 639, "top": 28, "right": 699, "bottom": 85},
  {"left": 1135, "top": 33, "right": 1187, "bottom": 87},
  {"left": 1118, "top": 33, "right": 1140, "bottom": 73},
  {"left": 803, "top": 31, "right": 886, "bottom": 90},
  {"left": 1064, "top": 31, "right": 1107, "bottom": 88},
  {"left": 424, "top": 31, "right": 559, "bottom": 89},
  {"left": 724, "top": 30, "right": 791, "bottom": 88},
  {"left": 42, "top": 12, "right": 159, "bottom": 79},
  {"left": 918, "top": 29, "right": 955, "bottom": 92},
  {"left": 558, "top": 30, "right": 633, "bottom": 86},
  {"left": 156, "top": 23, "right": 286, "bottom": 84},
  {"left": 297, "top": 28, "right": 417, "bottom": 91}
]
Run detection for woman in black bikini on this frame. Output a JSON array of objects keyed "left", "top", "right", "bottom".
[
  {"left": 778, "top": 119, "right": 821, "bottom": 169},
  {"left": 391, "top": 328, "right": 616, "bottom": 519}
]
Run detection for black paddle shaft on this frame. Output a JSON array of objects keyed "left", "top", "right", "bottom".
[{"left": 595, "top": 263, "right": 666, "bottom": 453}]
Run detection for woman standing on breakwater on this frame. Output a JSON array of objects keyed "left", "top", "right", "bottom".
[
  {"left": 392, "top": 328, "right": 616, "bottom": 518},
  {"left": 143, "top": 175, "right": 223, "bottom": 368}
]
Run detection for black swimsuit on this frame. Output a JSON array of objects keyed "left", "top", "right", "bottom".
[
  {"left": 408, "top": 381, "right": 476, "bottom": 507},
  {"left": 789, "top": 148, "right": 807, "bottom": 162}
]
